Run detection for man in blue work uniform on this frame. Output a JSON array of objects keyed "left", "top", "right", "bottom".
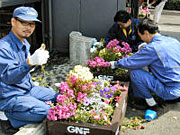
[
  {"left": 104, "top": 10, "right": 142, "bottom": 52},
  {"left": 110, "top": 18, "right": 180, "bottom": 110},
  {"left": 0, "top": 7, "right": 58, "bottom": 134}
]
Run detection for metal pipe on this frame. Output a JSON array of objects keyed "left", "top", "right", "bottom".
[
  {"left": 48, "top": 0, "right": 53, "bottom": 52},
  {"left": 41, "top": 0, "right": 45, "bottom": 44}
]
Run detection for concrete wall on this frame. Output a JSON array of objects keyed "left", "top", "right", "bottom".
[
  {"left": 0, "top": 0, "right": 40, "bottom": 8},
  {"left": 51, "top": 0, "right": 126, "bottom": 53}
]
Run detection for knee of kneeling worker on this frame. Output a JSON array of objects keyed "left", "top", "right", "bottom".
[
  {"left": 30, "top": 105, "right": 50, "bottom": 116},
  {"left": 130, "top": 69, "right": 144, "bottom": 80},
  {"left": 30, "top": 108, "right": 49, "bottom": 122}
]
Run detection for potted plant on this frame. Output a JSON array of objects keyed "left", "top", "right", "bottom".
[{"left": 88, "top": 39, "right": 133, "bottom": 81}]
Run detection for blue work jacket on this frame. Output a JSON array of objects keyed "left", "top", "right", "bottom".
[
  {"left": 115, "top": 34, "right": 180, "bottom": 86},
  {"left": 0, "top": 31, "right": 34, "bottom": 99}
]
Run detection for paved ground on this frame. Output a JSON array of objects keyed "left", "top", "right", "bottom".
[
  {"left": 121, "top": 9, "right": 180, "bottom": 135},
  {"left": 121, "top": 103, "right": 180, "bottom": 135},
  {"left": 158, "top": 10, "right": 180, "bottom": 41}
]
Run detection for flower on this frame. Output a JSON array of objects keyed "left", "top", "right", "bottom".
[
  {"left": 67, "top": 65, "right": 93, "bottom": 81},
  {"left": 87, "top": 57, "right": 111, "bottom": 73},
  {"left": 88, "top": 39, "right": 132, "bottom": 75},
  {"left": 127, "top": 7, "right": 150, "bottom": 18},
  {"left": 47, "top": 65, "right": 127, "bottom": 126},
  {"left": 93, "top": 115, "right": 101, "bottom": 120}
]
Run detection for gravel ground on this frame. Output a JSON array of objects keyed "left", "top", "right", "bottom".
[{"left": 31, "top": 56, "right": 76, "bottom": 90}]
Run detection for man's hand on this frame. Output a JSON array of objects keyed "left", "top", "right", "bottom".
[
  {"left": 110, "top": 61, "right": 116, "bottom": 69},
  {"left": 27, "top": 44, "right": 49, "bottom": 66}
]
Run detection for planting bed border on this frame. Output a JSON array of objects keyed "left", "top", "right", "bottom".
[{"left": 44, "top": 82, "right": 129, "bottom": 135}]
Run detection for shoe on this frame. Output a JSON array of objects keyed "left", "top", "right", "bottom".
[
  {"left": 129, "top": 102, "right": 148, "bottom": 110},
  {"left": 128, "top": 98, "right": 149, "bottom": 110},
  {"left": 165, "top": 97, "right": 180, "bottom": 104},
  {"left": 129, "top": 102, "right": 159, "bottom": 111},
  {"left": 0, "top": 120, "right": 19, "bottom": 135},
  {"left": 128, "top": 98, "right": 160, "bottom": 111},
  {"left": 148, "top": 104, "right": 159, "bottom": 112}
]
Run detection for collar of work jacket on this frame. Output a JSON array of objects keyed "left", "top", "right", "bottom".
[{"left": 9, "top": 31, "right": 30, "bottom": 52}]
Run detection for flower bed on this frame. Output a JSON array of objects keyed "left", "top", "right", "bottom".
[
  {"left": 45, "top": 65, "right": 129, "bottom": 135},
  {"left": 44, "top": 90, "right": 128, "bottom": 135}
]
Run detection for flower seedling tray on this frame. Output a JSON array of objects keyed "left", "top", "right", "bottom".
[
  {"left": 93, "top": 73, "right": 130, "bottom": 82},
  {"left": 44, "top": 82, "right": 129, "bottom": 135}
]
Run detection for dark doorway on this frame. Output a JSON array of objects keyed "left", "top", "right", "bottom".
[{"left": 0, "top": 2, "right": 42, "bottom": 53}]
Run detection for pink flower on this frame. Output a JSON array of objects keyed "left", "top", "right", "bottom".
[
  {"left": 108, "top": 122, "right": 112, "bottom": 126},
  {"left": 113, "top": 84, "right": 123, "bottom": 90},
  {"left": 82, "top": 85, "right": 88, "bottom": 91},
  {"left": 102, "top": 114, "right": 108, "bottom": 121},
  {"left": 115, "top": 96, "right": 120, "bottom": 102},
  {"left": 93, "top": 115, "right": 101, "bottom": 120},
  {"left": 88, "top": 57, "right": 110, "bottom": 69},
  {"left": 67, "top": 89, "right": 75, "bottom": 98},
  {"left": 104, "top": 99, "right": 110, "bottom": 104},
  {"left": 87, "top": 60, "right": 97, "bottom": 68},
  {"left": 77, "top": 92, "right": 87, "bottom": 103},
  {"left": 90, "top": 110, "right": 96, "bottom": 114},
  {"left": 68, "top": 75, "right": 78, "bottom": 85},
  {"left": 123, "top": 86, "right": 128, "bottom": 91},
  {"left": 56, "top": 94, "right": 68, "bottom": 104},
  {"left": 106, "top": 39, "right": 119, "bottom": 49},
  {"left": 127, "top": 8, "right": 131, "bottom": 13},
  {"left": 47, "top": 108, "right": 58, "bottom": 121},
  {"left": 54, "top": 103, "right": 77, "bottom": 120},
  {"left": 59, "top": 82, "right": 69, "bottom": 94},
  {"left": 45, "top": 101, "right": 52, "bottom": 105}
]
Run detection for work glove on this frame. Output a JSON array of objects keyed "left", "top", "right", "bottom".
[
  {"left": 139, "top": 6, "right": 143, "bottom": 10},
  {"left": 109, "top": 61, "right": 116, "bottom": 69},
  {"left": 27, "top": 44, "right": 49, "bottom": 66},
  {"left": 138, "top": 42, "right": 147, "bottom": 51}
]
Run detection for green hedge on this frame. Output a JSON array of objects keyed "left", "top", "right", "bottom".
[{"left": 164, "top": 0, "right": 180, "bottom": 10}]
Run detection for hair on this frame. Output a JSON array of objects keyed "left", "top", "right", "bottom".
[
  {"left": 138, "top": 18, "right": 159, "bottom": 34},
  {"left": 114, "top": 10, "right": 131, "bottom": 23}
]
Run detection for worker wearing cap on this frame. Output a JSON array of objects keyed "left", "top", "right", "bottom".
[
  {"left": 0, "top": 6, "right": 58, "bottom": 133},
  {"left": 110, "top": 18, "right": 180, "bottom": 110}
]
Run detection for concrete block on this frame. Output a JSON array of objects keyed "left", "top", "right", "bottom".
[
  {"left": 69, "top": 31, "right": 97, "bottom": 65},
  {"left": 15, "top": 123, "right": 45, "bottom": 135}
]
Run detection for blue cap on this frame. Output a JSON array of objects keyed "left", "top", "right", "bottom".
[{"left": 13, "top": 6, "right": 41, "bottom": 22}]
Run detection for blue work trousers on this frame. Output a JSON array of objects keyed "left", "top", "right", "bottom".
[
  {"left": 130, "top": 69, "right": 180, "bottom": 100},
  {"left": 4, "top": 86, "right": 58, "bottom": 128}
]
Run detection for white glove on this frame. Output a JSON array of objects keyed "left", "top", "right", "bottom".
[
  {"left": 138, "top": 42, "right": 147, "bottom": 51},
  {"left": 27, "top": 47, "right": 49, "bottom": 66},
  {"left": 148, "top": 4, "right": 153, "bottom": 8},
  {"left": 110, "top": 61, "right": 116, "bottom": 69}
]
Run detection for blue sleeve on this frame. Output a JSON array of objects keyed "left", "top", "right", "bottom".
[
  {"left": 132, "top": 18, "right": 141, "bottom": 24},
  {"left": 0, "top": 42, "right": 33, "bottom": 84},
  {"left": 115, "top": 45, "right": 157, "bottom": 69}
]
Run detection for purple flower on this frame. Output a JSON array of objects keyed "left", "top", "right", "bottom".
[{"left": 104, "top": 87, "right": 110, "bottom": 92}]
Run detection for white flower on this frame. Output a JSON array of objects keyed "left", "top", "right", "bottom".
[
  {"left": 55, "top": 83, "right": 60, "bottom": 87},
  {"left": 68, "top": 65, "right": 93, "bottom": 81}
]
